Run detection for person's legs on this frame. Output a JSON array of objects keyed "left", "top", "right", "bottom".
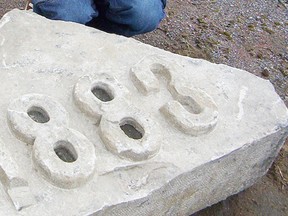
[
  {"left": 32, "top": 0, "right": 166, "bottom": 36},
  {"left": 87, "top": 0, "right": 166, "bottom": 36},
  {"left": 32, "top": 0, "right": 98, "bottom": 24}
]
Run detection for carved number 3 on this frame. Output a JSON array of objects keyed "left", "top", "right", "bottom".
[{"left": 130, "top": 55, "right": 218, "bottom": 136}]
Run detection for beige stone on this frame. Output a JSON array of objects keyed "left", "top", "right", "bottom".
[{"left": 0, "top": 9, "right": 287, "bottom": 215}]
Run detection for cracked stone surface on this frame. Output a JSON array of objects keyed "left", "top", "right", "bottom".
[{"left": 0, "top": 10, "right": 287, "bottom": 216}]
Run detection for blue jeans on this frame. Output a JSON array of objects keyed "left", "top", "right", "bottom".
[{"left": 32, "top": 0, "right": 166, "bottom": 36}]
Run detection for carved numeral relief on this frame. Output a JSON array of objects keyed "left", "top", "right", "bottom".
[
  {"left": 130, "top": 55, "right": 218, "bottom": 136},
  {"left": 5, "top": 55, "right": 218, "bottom": 192},
  {"left": 7, "top": 94, "right": 97, "bottom": 189},
  {"left": 74, "top": 73, "right": 161, "bottom": 161}
]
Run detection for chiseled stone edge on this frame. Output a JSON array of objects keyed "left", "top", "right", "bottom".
[{"left": 93, "top": 128, "right": 287, "bottom": 215}]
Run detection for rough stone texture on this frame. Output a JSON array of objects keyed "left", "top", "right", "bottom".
[{"left": 0, "top": 10, "right": 287, "bottom": 216}]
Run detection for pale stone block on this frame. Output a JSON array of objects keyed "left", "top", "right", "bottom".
[
  {"left": 0, "top": 139, "right": 36, "bottom": 211},
  {"left": 0, "top": 9, "right": 287, "bottom": 215},
  {"left": 7, "top": 187, "right": 36, "bottom": 211}
]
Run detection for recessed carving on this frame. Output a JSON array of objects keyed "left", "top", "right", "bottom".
[
  {"left": 120, "top": 118, "right": 144, "bottom": 140},
  {"left": 27, "top": 106, "right": 50, "bottom": 123},
  {"left": 91, "top": 83, "right": 114, "bottom": 102},
  {"left": 54, "top": 140, "right": 78, "bottom": 163}
]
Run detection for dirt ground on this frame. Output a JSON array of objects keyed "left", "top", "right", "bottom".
[{"left": 0, "top": 0, "right": 287, "bottom": 215}]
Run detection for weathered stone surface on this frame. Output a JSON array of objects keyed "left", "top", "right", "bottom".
[{"left": 0, "top": 9, "right": 287, "bottom": 215}]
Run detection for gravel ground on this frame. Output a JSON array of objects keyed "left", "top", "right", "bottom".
[{"left": 0, "top": 0, "right": 288, "bottom": 215}]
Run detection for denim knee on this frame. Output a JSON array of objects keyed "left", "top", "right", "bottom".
[
  {"left": 133, "top": 0, "right": 166, "bottom": 33},
  {"left": 32, "top": 0, "right": 98, "bottom": 24},
  {"left": 161, "top": 0, "right": 167, "bottom": 8},
  {"left": 107, "top": 0, "right": 166, "bottom": 34}
]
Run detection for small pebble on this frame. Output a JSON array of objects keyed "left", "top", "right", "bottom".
[{"left": 262, "top": 68, "right": 270, "bottom": 77}]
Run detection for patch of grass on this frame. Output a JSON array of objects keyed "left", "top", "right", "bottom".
[
  {"left": 280, "top": 67, "right": 288, "bottom": 77},
  {"left": 256, "top": 53, "right": 263, "bottom": 59},
  {"left": 197, "top": 18, "right": 205, "bottom": 24},
  {"left": 262, "top": 26, "right": 275, "bottom": 34},
  {"left": 220, "top": 31, "right": 232, "bottom": 40},
  {"left": 176, "top": 39, "right": 212, "bottom": 61},
  {"left": 274, "top": 21, "right": 281, "bottom": 26},
  {"left": 196, "top": 17, "right": 208, "bottom": 28},
  {"left": 248, "top": 24, "right": 255, "bottom": 31},
  {"left": 206, "top": 37, "right": 220, "bottom": 47},
  {"left": 261, "top": 22, "right": 267, "bottom": 27}
]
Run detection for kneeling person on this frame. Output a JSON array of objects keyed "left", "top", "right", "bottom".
[{"left": 31, "top": 0, "right": 167, "bottom": 37}]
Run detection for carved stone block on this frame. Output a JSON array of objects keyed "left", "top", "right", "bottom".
[{"left": 0, "top": 10, "right": 287, "bottom": 215}]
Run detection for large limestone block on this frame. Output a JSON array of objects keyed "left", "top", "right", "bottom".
[{"left": 0, "top": 9, "right": 287, "bottom": 215}]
